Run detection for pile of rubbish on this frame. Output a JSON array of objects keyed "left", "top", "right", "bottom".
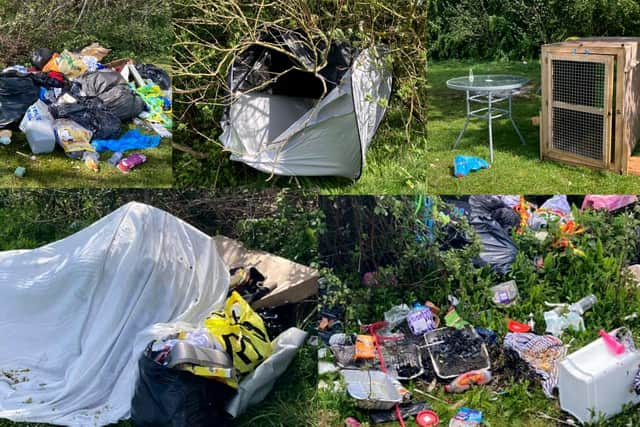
[
  {"left": 133, "top": 282, "right": 307, "bottom": 425},
  {"left": 319, "top": 296, "right": 493, "bottom": 427},
  {"left": 0, "top": 203, "right": 315, "bottom": 426},
  {"left": 319, "top": 194, "right": 640, "bottom": 426},
  {"left": 0, "top": 43, "right": 172, "bottom": 176}
]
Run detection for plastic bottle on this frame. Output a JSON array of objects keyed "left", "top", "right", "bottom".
[
  {"left": 469, "top": 68, "right": 474, "bottom": 83},
  {"left": 445, "top": 369, "right": 492, "bottom": 393},
  {"left": 569, "top": 294, "right": 597, "bottom": 315},
  {"left": 108, "top": 151, "right": 124, "bottom": 167}
]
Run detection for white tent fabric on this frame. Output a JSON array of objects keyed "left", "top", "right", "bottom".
[
  {"left": 0, "top": 202, "right": 229, "bottom": 426},
  {"left": 221, "top": 47, "right": 393, "bottom": 179}
]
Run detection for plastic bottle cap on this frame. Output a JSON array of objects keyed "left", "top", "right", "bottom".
[{"left": 416, "top": 409, "right": 440, "bottom": 426}]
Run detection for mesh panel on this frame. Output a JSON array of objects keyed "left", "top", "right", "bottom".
[
  {"left": 552, "top": 60, "right": 605, "bottom": 108},
  {"left": 552, "top": 108, "right": 604, "bottom": 160}
]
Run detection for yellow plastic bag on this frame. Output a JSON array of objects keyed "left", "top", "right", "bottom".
[
  {"left": 55, "top": 50, "right": 88, "bottom": 78},
  {"left": 204, "top": 291, "right": 272, "bottom": 375}
]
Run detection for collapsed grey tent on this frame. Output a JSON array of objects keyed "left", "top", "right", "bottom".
[{"left": 220, "top": 28, "right": 393, "bottom": 179}]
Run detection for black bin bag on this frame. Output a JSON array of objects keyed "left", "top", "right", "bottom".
[
  {"left": 135, "top": 64, "right": 171, "bottom": 91},
  {"left": 0, "top": 71, "right": 40, "bottom": 128},
  {"left": 131, "top": 347, "right": 236, "bottom": 427},
  {"left": 50, "top": 97, "right": 122, "bottom": 140},
  {"left": 470, "top": 217, "right": 518, "bottom": 275}
]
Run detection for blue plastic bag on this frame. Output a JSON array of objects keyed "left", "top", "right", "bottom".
[{"left": 453, "top": 155, "right": 489, "bottom": 177}]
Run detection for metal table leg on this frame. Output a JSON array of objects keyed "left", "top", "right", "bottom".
[
  {"left": 508, "top": 95, "right": 526, "bottom": 145},
  {"left": 453, "top": 90, "right": 471, "bottom": 149},
  {"left": 488, "top": 91, "right": 494, "bottom": 163}
]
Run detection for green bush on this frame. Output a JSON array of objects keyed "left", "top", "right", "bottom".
[
  {"left": 429, "top": 0, "right": 640, "bottom": 60},
  {"left": 0, "top": 0, "right": 172, "bottom": 67}
]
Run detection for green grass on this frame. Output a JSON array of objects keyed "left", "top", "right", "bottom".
[
  {"left": 0, "top": 130, "right": 172, "bottom": 188},
  {"left": 427, "top": 59, "right": 640, "bottom": 194}
]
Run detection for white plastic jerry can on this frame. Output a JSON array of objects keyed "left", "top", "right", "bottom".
[{"left": 558, "top": 329, "right": 640, "bottom": 424}]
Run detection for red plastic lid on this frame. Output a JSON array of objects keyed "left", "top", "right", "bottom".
[
  {"left": 507, "top": 318, "right": 531, "bottom": 333},
  {"left": 416, "top": 409, "right": 440, "bottom": 426}
]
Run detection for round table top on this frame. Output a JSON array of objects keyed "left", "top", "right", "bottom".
[{"left": 446, "top": 74, "right": 529, "bottom": 92}]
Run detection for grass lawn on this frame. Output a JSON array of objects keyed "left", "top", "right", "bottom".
[
  {"left": 0, "top": 131, "right": 172, "bottom": 188},
  {"left": 427, "top": 59, "right": 640, "bottom": 194}
]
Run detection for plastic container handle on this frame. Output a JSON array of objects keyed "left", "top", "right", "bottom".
[{"left": 599, "top": 329, "right": 625, "bottom": 355}]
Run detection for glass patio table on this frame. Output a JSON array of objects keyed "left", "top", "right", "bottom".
[{"left": 446, "top": 74, "right": 529, "bottom": 162}]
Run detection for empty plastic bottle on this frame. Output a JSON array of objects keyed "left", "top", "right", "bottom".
[
  {"left": 108, "top": 151, "right": 124, "bottom": 167},
  {"left": 569, "top": 294, "right": 597, "bottom": 315}
]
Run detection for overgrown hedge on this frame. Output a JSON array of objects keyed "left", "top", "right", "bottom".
[
  {"left": 428, "top": 0, "right": 640, "bottom": 60},
  {"left": 0, "top": 0, "right": 172, "bottom": 67}
]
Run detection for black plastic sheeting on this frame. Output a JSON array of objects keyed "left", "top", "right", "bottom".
[
  {"left": 50, "top": 97, "right": 122, "bottom": 140},
  {"left": 229, "top": 27, "right": 355, "bottom": 99},
  {"left": 469, "top": 195, "right": 520, "bottom": 232},
  {"left": 75, "top": 70, "right": 145, "bottom": 120},
  {"left": 470, "top": 217, "right": 518, "bottom": 275},
  {"left": 135, "top": 64, "right": 171, "bottom": 91},
  {"left": 131, "top": 347, "right": 235, "bottom": 427},
  {"left": 0, "top": 71, "right": 40, "bottom": 128}
]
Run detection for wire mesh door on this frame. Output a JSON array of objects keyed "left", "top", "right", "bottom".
[{"left": 542, "top": 53, "right": 614, "bottom": 169}]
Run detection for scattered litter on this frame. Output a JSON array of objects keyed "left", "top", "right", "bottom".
[
  {"left": 424, "top": 326, "right": 491, "bottom": 379},
  {"left": 559, "top": 328, "right": 640, "bottom": 423},
  {"left": 449, "top": 407, "right": 483, "bottom": 427},
  {"left": 16, "top": 152, "right": 37, "bottom": 161},
  {"left": 92, "top": 129, "right": 161, "bottom": 153},
  {"left": 344, "top": 417, "right": 361, "bottom": 427},
  {"left": 14, "top": 167, "right": 26, "bottom": 178},
  {"left": 117, "top": 153, "right": 147, "bottom": 173},
  {"left": 506, "top": 318, "right": 530, "bottom": 333},
  {"left": 445, "top": 369, "right": 492, "bottom": 393},
  {"left": 318, "top": 361, "right": 339, "bottom": 375},
  {"left": 0, "top": 43, "right": 171, "bottom": 178},
  {"left": 107, "top": 152, "right": 124, "bottom": 167},
  {"left": 341, "top": 369, "right": 406, "bottom": 410},
  {"left": 407, "top": 303, "right": 438, "bottom": 335},
  {"left": 599, "top": 329, "right": 625, "bottom": 355},
  {"left": 490, "top": 280, "right": 519, "bottom": 306},
  {"left": 0, "top": 130, "right": 11, "bottom": 145},
  {"left": 415, "top": 408, "right": 439, "bottom": 427},
  {"left": 503, "top": 332, "right": 566, "bottom": 398},
  {"left": 371, "top": 402, "right": 428, "bottom": 424},
  {"left": 453, "top": 155, "right": 489, "bottom": 178},
  {"left": 582, "top": 195, "right": 638, "bottom": 212},
  {"left": 543, "top": 295, "right": 596, "bottom": 336}
]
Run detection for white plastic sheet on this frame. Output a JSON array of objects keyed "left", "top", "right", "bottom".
[
  {"left": 221, "top": 48, "right": 392, "bottom": 179},
  {"left": 0, "top": 202, "right": 229, "bottom": 426},
  {"left": 226, "top": 327, "right": 307, "bottom": 418}
]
